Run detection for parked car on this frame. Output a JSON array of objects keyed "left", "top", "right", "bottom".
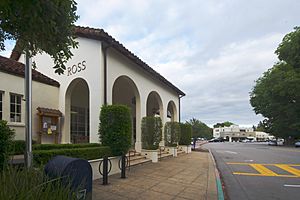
[
  {"left": 295, "top": 141, "right": 300, "bottom": 148},
  {"left": 268, "top": 140, "right": 277, "bottom": 146},
  {"left": 277, "top": 139, "right": 284, "bottom": 146}
]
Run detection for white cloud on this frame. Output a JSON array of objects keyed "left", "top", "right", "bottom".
[{"left": 1, "top": 0, "right": 299, "bottom": 127}]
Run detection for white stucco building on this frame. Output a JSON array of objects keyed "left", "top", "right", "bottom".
[
  {"left": 213, "top": 125, "right": 255, "bottom": 141},
  {"left": 1, "top": 26, "right": 185, "bottom": 152},
  {"left": 213, "top": 125, "right": 273, "bottom": 142}
]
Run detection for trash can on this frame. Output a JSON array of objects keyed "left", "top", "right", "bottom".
[{"left": 44, "top": 156, "right": 92, "bottom": 200}]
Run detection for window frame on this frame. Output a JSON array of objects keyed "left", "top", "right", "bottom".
[
  {"left": 10, "top": 93, "right": 22, "bottom": 123},
  {"left": 0, "top": 91, "right": 3, "bottom": 120}
]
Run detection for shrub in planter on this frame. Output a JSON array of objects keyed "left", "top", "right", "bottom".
[
  {"left": 99, "top": 105, "right": 132, "bottom": 156},
  {"left": 33, "top": 146, "right": 112, "bottom": 165},
  {"left": 179, "top": 123, "right": 192, "bottom": 145},
  {"left": 141, "top": 116, "right": 162, "bottom": 150},
  {"left": 164, "top": 122, "right": 181, "bottom": 147},
  {"left": 0, "top": 120, "right": 15, "bottom": 170}
]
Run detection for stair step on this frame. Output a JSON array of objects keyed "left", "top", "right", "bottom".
[
  {"left": 128, "top": 155, "right": 147, "bottom": 161},
  {"left": 129, "top": 158, "right": 152, "bottom": 166}
]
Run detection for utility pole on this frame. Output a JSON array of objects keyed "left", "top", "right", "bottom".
[{"left": 25, "top": 53, "right": 32, "bottom": 168}]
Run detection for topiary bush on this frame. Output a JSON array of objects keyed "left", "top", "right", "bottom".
[
  {"left": 141, "top": 116, "right": 162, "bottom": 150},
  {"left": 99, "top": 104, "right": 132, "bottom": 156},
  {"left": 164, "top": 122, "right": 181, "bottom": 147},
  {"left": 179, "top": 123, "right": 192, "bottom": 145},
  {"left": 0, "top": 120, "right": 15, "bottom": 170},
  {"left": 33, "top": 146, "right": 112, "bottom": 166}
]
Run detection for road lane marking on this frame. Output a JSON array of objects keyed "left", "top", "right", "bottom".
[
  {"left": 227, "top": 162, "right": 300, "bottom": 166},
  {"left": 224, "top": 151, "right": 237, "bottom": 154},
  {"left": 227, "top": 163, "right": 300, "bottom": 178},
  {"left": 249, "top": 164, "right": 279, "bottom": 176},
  {"left": 232, "top": 172, "right": 296, "bottom": 178},
  {"left": 284, "top": 184, "right": 300, "bottom": 188},
  {"left": 275, "top": 164, "right": 300, "bottom": 177}
]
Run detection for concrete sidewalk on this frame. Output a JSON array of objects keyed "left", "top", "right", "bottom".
[{"left": 93, "top": 151, "right": 218, "bottom": 200}]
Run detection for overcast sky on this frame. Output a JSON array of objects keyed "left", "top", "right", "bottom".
[{"left": 1, "top": 0, "right": 300, "bottom": 127}]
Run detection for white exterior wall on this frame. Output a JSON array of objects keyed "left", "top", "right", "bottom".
[
  {"left": 17, "top": 37, "right": 181, "bottom": 150},
  {"left": 0, "top": 71, "right": 59, "bottom": 140},
  {"left": 106, "top": 49, "right": 179, "bottom": 152},
  {"left": 29, "top": 37, "right": 103, "bottom": 143}
]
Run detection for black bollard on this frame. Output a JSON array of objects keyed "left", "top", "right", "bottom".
[
  {"left": 121, "top": 154, "right": 126, "bottom": 178},
  {"left": 103, "top": 156, "right": 108, "bottom": 185}
]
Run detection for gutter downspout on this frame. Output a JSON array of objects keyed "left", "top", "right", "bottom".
[
  {"left": 179, "top": 94, "right": 184, "bottom": 123},
  {"left": 103, "top": 43, "right": 111, "bottom": 105}
]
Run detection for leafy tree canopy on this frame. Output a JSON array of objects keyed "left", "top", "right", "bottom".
[
  {"left": 0, "top": 0, "right": 79, "bottom": 74},
  {"left": 213, "top": 121, "right": 235, "bottom": 128},
  {"left": 186, "top": 118, "right": 212, "bottom": 139},
  {"left": 250, "top": 27, "right": 300, "bottom": 139},
  {"left": 250, "top": 63, "right": 300, "bottom": 138},
  {"left": 275, "top": 27, "right": 300, "bottom": 69}
]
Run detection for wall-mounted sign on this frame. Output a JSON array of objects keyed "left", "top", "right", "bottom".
[{"left": 67, "top": 60, "right": 86, "bottom": 76}]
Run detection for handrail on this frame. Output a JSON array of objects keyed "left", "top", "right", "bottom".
[
  {"left": 127, "top": 149, "right": 136, "bottom": 170},
  {"left": 159, "top": 146, "right": 165, "bottom": 160}
]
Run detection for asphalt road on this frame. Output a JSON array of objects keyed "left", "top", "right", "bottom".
[{"left": 203, "top": 142, "right": 300, "bottom": 200}]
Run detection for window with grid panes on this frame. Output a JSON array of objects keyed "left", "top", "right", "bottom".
[
  {"left": 0, "top": 93, "right": 2, "bottom": 120},
  {"left": 10, "top": 94, "right": 22, "bottom": 122}
]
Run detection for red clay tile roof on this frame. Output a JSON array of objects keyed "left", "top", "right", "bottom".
[
  {"left": 10, "top": 26, "right": 185, "bottom": 96},
  {"left": 0, "top": 55, "right": 59, "bottom": 87},
  {"left": 37, "top": 107, "right": 62, "bottom": 117}
]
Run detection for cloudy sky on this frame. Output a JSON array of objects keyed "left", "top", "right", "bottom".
[{"left": 1, "top": 0, "right": 300, "bottom": 127}]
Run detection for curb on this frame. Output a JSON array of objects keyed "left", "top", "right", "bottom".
[{"left": 208, "top": 149, "right": 225, "bottom": 200}]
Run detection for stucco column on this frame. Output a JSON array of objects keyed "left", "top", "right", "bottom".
[
  {"left": 135, "top": 96, "right": 144, "bottom": 152},
  {"left": 159, "top": 104, "right": 167, "bottom": 147},
  {"left": 89, "top": 94, "right": 101, "bottom": 143},
  {"left": 61, "top": 95, "right": 71, "bottom": 143}
]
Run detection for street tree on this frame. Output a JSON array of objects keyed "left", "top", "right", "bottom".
[
  {"left": 0, "top": 0, "right": 79, "bottom": 167},
  {"left": 250, "top": 27, "right": 300, "bottom": 139},
  {"left": 186, "top": 118, "right": 212, "bottom": 139},
  {"left": 213, "top": 121, "right": 235, "bottom": 128},
  {"left": 0, "top": 0, "right": 79, "bottom": 74},
  {"left": 275, "top": 27, "right": 300, "bottom": 69}
]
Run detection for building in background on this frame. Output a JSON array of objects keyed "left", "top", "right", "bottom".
[{"left": 213, "top": 125, "right": 272, "bottom": 142}]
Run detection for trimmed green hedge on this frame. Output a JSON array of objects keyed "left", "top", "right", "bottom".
[
  {"left": 8, "top": 141, "right": 99, "bottom": 155},
  {"left": 0, "top": 120, "right": 15, "bottom": 170},
  {"left": 141, "top": 116, "right": 162, "bottom": 150},
  {"left": 179, "top": 123, "right": 192, "bottom": 145},
  {"left": 164, "top": 122, "right": 181, "bottom": 147},
  {"left": 33, "top": 146, "right": 112, "bottom": 165},
  {"left": 32, "top": 143, "right": 101, "bottom": 151},
  {"left": 99, "top": 104, "right": 132, "bottom": 156},
  {"left": 9, "top": 140, "right": 37, "bottom": 155}
]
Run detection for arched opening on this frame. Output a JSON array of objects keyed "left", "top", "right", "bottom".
[
  {"left": 167, "top": 100, "right": 177, "bottom": 122},
  {"left": 112, "top": 76, "right": 140, "bottom": 146},
  {"left": 66, "top": 78, "right": 90, "bottom": 143},
  {"left": 146, "top": 91, "right": 163, "bottom": 119}
]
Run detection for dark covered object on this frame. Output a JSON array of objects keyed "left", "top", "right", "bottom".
[{"left": 44, "top": 156, "right": 92, "bottom": 199}]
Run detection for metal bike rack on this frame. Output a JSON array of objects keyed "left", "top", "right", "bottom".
[
  {"left": 99, "top": 156, "right": 112, "bottom": 185},
  {"left": 118, "top": 154, "right": 129, "bottom": 178}
]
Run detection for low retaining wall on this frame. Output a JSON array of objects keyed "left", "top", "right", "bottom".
[
  {"left": 178, "top": 145, "right": 192, "bottom": 153},
  {"left": 141, "top": 150, "right": 158, "bottom": 163},
  {"left": 89, "top": 156, "right": 121, "bottom": 180}
]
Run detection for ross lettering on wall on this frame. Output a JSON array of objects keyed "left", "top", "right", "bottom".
[{"left": 67, "top": 60, "right": 86, "bottom": 76}]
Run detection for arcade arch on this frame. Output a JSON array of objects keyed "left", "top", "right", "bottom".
[
  {"left": 65, "top": 78, "right": 90, "bottom": 143},
  {"left": 112, "top": 76, "right": 141, "bottom": 145}
]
